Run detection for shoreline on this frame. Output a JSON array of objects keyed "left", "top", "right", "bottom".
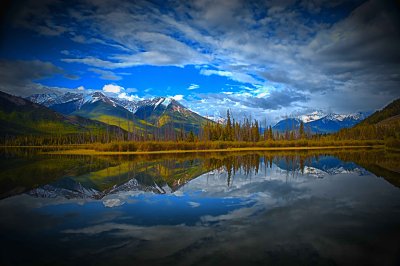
[{"left": 39, "top": 145, "right": 381, "bottom": 155}]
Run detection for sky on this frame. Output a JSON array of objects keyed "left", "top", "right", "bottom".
[{"left": 0, "top": 0, "right": 399, "bottom": 123}]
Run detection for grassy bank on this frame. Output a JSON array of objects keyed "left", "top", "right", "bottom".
[
  {"left": 21, "top": 139, "right": 383, "bottom": 155},
  {"left": 44, "top": 145, "right": 382, "bottom": 155},
  {"left": 78, "top": 139, "right": 384, "bottom": 152}
]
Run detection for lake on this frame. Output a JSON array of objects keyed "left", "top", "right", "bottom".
[{"left": 0, "top": 148, "right": 400, "bottom": 266}]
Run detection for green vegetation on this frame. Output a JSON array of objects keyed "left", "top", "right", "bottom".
[
  {"left": 1, "top": 91, "right": 399, "bottom": 153},
  {"left": 335, "top": 99, "right": 400, "bottom": 142}
]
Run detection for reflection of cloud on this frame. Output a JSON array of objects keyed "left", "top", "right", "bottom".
[
  {"left": 103, "top": 198, "right": 124, "bottom": 208},
  {"left": 173, "top": 191, "right": 184, "bottom": 197},
  {"left": 188, "top": 201, "right": 200, "bottom": 208},
  {"left": 2, "top": 162, "right": 400, "bottom": 266},
  {"left": 201, "top": 205, "right": 259, "bottom": 223},
  {"left": 62, "top": 223, "right": 214, "bottom": 260},
  {"left": 181, "top": 165, "right": 308, "bottom": 200}
]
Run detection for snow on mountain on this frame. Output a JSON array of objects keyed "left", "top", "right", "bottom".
[
  {"left": 161, "top": 97, "right": 172, "bottom": 107},
  {"left": 28, "top": 91, "right": 207, "bottom": 121},
  {"left": 112, "top": 97, "right": 140, "bottom": 113},
  {"left": 299, "top": 110, "right": 326, "bottom": 123},
  {"left": 273, "top": 110, "right": 371, "bottom": 133},
  {"left": 324, "top": 112, "right": 370, "bottom": 121},
  {"left": 27, "top": 93, "right": 59, "bottom": 107},
  {"left": 28, "top": 91, "right": 142, "bottom": 114},
  {"left": 81, "top": 91, "right": 118, "bottom": 107},
  {"left": 27, "top": 92, "right": 83, "bottom": 107},
  {"left": 205, "top": 115, "right": 226, "bottom": 124},
  {"left": 321, "top": 112, "right": 369, "bottom": 123},
  {"left": 300, "top": 111, "right": 369, "bottom": 123}
]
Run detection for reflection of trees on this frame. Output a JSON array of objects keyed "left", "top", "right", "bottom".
[
  {"left": 0, "top": 153, "right": 117, "bottom": 199},
  {"left": 333, "top": 150, "right": 400, "bottom": 188},
  {"left": 2, "top": 148, "right": 399, "bottom": 199},
  {"left": 107, "top": 150, "right": 400, "bottom": 189},
  {"left": 204, "top": 154, "right": 261, "bottom": 186}
]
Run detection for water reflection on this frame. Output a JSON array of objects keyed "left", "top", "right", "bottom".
[{"left": 0, "top": 149, "right": 399, "bottom": 266}]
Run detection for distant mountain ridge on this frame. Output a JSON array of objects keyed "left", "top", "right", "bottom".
[
  {"left": 27, "top": 91, "right": 212, "bottom": 134},
  {"left": 273, "top": 111, "right": 371, "bottom": 133},
  {"left": 0, "top": 91, "right": 123, "bottom": 136}
]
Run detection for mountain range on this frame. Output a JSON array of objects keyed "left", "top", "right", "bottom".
[
  {"left": 273, "top": 110, "right": 371, "bottom": 133},
  {"left": 0, "top": 90, "right": 125, "bottom": 136},
  {"left": 27, "top": 91, "right": 210, "bottom": 134},
  {"left": 2, "top": 89, "right": 397, "bottom": 138},
  {"left": 28, "top": 91, "right": 373, "bottom": 134}
]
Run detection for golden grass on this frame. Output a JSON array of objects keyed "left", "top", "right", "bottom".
[{"left": 44, "top": 145, "right": 382, "bottom": 155}]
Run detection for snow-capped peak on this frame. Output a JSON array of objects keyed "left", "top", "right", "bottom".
[
  {"left": 298, "top": 110, "right": 369, "bottom": 123},
  {"left": 154, "top": 97, "right": 165, "bottom": 109},
  {"left": 161, "top": 97, "right": 172, "bottom": 107},
  {"left": 205, "top": 115, "right": 226, "bottom": 124},
  {"left": 299, "top": 110, "right": 326, "bottom": 123},
  {"left": 324, "top": 112, "right": 369, "bottom": 122},
  {"left": 82, "top": 92, "right": 116, "bottom": 106}
]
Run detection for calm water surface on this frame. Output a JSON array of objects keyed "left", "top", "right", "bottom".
[{"left": 0, "top": 149, "right": 400, "bottom": 266}]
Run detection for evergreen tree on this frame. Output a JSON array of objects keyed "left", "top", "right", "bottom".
[
  {"left": 187, "top": 130, "right": 195, "bottom": 142},
  {"left": 299, "top": 121, "right": 305, "bottom": 139}
]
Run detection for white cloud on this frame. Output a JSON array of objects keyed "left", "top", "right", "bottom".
[
  {"left": 10, "top": 0, "right": 400, "bottom": 115},
  {"left": 118, "top": 92, "right": 142, "bottom": 101},
  {"left": 172, "top": 94, "right": 184, "bottom": 101},
  {"left": 188, "top": 84, "right": 199, "bottom": 90},
  {"left": 102, "top": 84, "right": 124, "bottom": 94},
  {"left": 200, "top": 69, "right": 233, "bottom": 77},
  {"left": 76, "top": 86, "right": 85, "bottom": 91}
]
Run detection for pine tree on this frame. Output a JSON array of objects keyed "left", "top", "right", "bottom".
[
  {"left": 225, "top": 109, "right": 233, "bottom": 141},
  {"left": 299, "top": 121, "right": 305, "bottom": 139},
  {"left": 187, "top": 130, "right": 195, "bottom": 142}
]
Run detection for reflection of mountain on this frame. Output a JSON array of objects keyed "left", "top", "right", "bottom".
[
  {"left": 0, "top": 154, "right": 117, "bottom": 199},
  {"left": 28, "top": 177, "right": 162, "bottom": 199},
  {"left": 2, "top": 150, "right": 399, "bottom": 200},
  {"left": 273, "top": 155, "right": 367, "bottom": 177},
  {"left": 334, "top": 151, "right": 400, "bottom": 188},
  {"left": 27, "top": 159, "right": 213, "bottom": 199}
]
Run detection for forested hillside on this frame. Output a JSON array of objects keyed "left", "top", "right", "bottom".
[{"left": 336, "top": 99, "right": 400, "bottom": 141}]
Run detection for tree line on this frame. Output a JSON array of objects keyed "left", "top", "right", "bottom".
[{"left": 2, "top": 109, "right": 399, "bottom": 148}]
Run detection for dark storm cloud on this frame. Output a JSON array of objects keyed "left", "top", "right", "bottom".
[{"left": 0, "top": 60, "right": 65, "bottom": 96}]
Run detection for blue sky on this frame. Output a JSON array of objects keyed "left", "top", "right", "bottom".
[{"left": 0, "top": 0, "right": 399, "bottom": 123}]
